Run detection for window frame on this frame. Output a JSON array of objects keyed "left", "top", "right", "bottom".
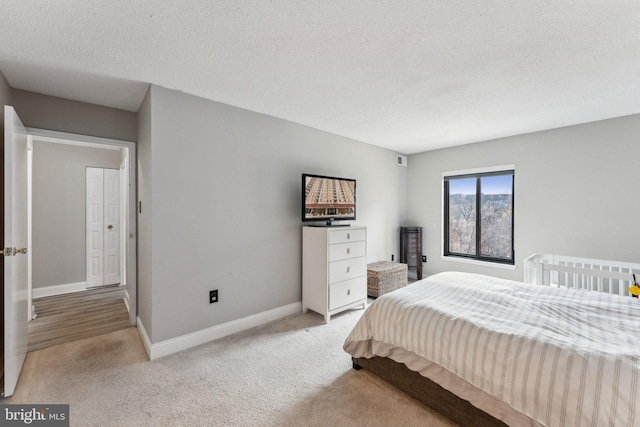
[{"left": 443, "top": 167, "right": 515, "bottom": 265}]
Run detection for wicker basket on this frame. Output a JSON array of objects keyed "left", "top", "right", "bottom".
[{"left": 367, "top": 261, "right": 408, "bottom": 297}]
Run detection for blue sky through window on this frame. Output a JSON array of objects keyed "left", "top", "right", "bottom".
[
  {"left": 449, "top": 174, "right": 512, "bottom": 195},
  {"left": 482, "top": 175, "right": 512, "bottom": 195},
  {"left": 449, "top": 178, "right": 475, "bottom": 195}
]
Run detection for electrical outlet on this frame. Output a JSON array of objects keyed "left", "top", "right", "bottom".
[
  {"left": 209, "top": 290, "right": 218, "bottom": 304},
  {"left": 422, "top": 255, "right": 427, "bottom": 263},
  {"left": 391, "top": 254, "right": 394, "bottom": 261}
]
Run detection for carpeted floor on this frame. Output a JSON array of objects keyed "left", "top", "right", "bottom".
[{"left": 4, "top": 308, "right": 457, "bottom": 426}]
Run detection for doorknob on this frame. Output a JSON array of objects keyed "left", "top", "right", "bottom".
[
  {"left": 107, "top": 225, "right": 113, "bottom": 229},
  {"left": 0, "top": 248, "right": 26, "bottom": 256}
]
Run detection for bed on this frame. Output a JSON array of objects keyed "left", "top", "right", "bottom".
[{"left": 343, "top": 267, "right": 640, "bottom": 427}]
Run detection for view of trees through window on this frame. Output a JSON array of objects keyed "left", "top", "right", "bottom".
[{"left": 446, "top": 173, "right": 513, "bottom": 262}]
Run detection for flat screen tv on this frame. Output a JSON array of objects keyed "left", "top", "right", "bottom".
[{"left": 302, "top": 173, "right": 356, "bottom": 225}]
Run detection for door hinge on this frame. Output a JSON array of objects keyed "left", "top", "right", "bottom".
[
  {"left": 13, "top": 247, "right": 27, "bottom": 255},
  {"left": 3, "top": 247, "right": 11, "bottom": 256}
]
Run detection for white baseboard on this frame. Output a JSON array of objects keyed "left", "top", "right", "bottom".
[
  {"left": 136, "top": 302, "right": 302, "bottom": 360},
  {"left": 33, "top": 281, "right": 86, "bottom": 299},
  {"left": 136, "top": 316, "right": 152, "bottom": 359}
]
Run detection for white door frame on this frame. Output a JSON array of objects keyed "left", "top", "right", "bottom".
[
  {"left": 27, "top": 128, "right": 137, "bottom": 327},
  {"left": 120, "top": 157, "right": 128, "bottom": 298},
  {"left": 27, "top": 136, "right": 33, "bottom": 321}
]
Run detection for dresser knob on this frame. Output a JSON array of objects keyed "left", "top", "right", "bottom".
[
  {"left": 347, "top": 248, "right": 350, "bottom": 254},
  {"left": 347, "top": 289, "right": 351, "bottom": 295},
  {"left": 347, "top": 266, "right": 350, "bottom": 273},
  {"left": 347, "top": 233, "right": 350, "bottom": 239}
]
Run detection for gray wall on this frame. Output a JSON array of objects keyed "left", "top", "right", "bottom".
[
  {"left": 136, "top": 88, "right": 153, "bottom": 337},
  {"left": 140, "top": 85, "right": 407, "bottom": 343},
  {"left": 13, "top": 90, "right": 138, "bottom": 142},
  {"left": 407, "top": 114, "right": 640, "bottom": 281},
  {"left": 32, "top": 142, "right": 121, "bottom": 288}
]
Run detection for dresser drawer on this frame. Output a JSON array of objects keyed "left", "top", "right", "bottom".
[
  {"left": 329, "top": 241, "right": 366, "bottom": 262},
  {"left": 329, "top": 257, "right": 366, "bottom": 284},
  {"left": 329, "top": 228, "right": 366, "bottom": 245},
  {"left": 329, "top": 277, "right": 366, "bottom": 310}
]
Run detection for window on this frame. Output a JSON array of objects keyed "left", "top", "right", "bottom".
[{"left": 444, "top": 168, "right": 514, "bottom": 264}]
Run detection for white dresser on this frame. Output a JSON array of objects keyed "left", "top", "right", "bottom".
[{"left": 302, "top": 226, "right": 367, "bottom": 323}]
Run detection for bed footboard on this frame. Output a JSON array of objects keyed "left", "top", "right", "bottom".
[{"left": 524, "top": 253, "right": 640, "bottom": 296}]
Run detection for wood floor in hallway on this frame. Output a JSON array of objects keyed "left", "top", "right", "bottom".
[{"left": 28, "top": 285, "right": 130, "bottom": 352}]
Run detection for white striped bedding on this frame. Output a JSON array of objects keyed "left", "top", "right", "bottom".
[{"left": 343, "top": 271, "right": 640, "bottom": 427}]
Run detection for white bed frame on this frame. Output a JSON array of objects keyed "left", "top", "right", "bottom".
[{"left": 524, "top": 253, "right": 640, "bottom": 296}]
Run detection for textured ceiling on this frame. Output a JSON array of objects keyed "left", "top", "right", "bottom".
[{"left": 1, "top": 1, "right": 639, "bottom": 154}]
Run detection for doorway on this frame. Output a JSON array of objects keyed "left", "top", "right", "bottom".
[
  {"left": 27, "top": 128, "right": 137, "bottom": 328},
  {"left": 4, "top": 109, "right": 137, "bottom": 397}
]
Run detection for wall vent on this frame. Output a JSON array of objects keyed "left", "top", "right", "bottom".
[{"left": 396, "top": 155, "right": 407, "bottom": 167}]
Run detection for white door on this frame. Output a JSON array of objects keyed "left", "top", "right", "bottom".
[
  {"left": 4, "top": 106, "right": 29, "bottom": 397},
  {"left": 103, "top": 169, "right": 120, "bottom": 285},
  {"left": 86, "top": 168, "right": 119, "bottom": 288},
  {"left": 86, "top": 168, "right": 104, "bottom": 288}
]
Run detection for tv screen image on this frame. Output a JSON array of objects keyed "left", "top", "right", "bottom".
[{"left": 302, "top": 174, "right": 356, "bottom": 223}]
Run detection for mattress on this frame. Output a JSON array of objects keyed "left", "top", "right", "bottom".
[{"left": 343, "top": 271, "right": 640, "bottom": 427}]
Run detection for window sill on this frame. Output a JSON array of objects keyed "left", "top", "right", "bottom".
[{"left": 440, "top": 255, "right": 517, "bottom": 270}]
